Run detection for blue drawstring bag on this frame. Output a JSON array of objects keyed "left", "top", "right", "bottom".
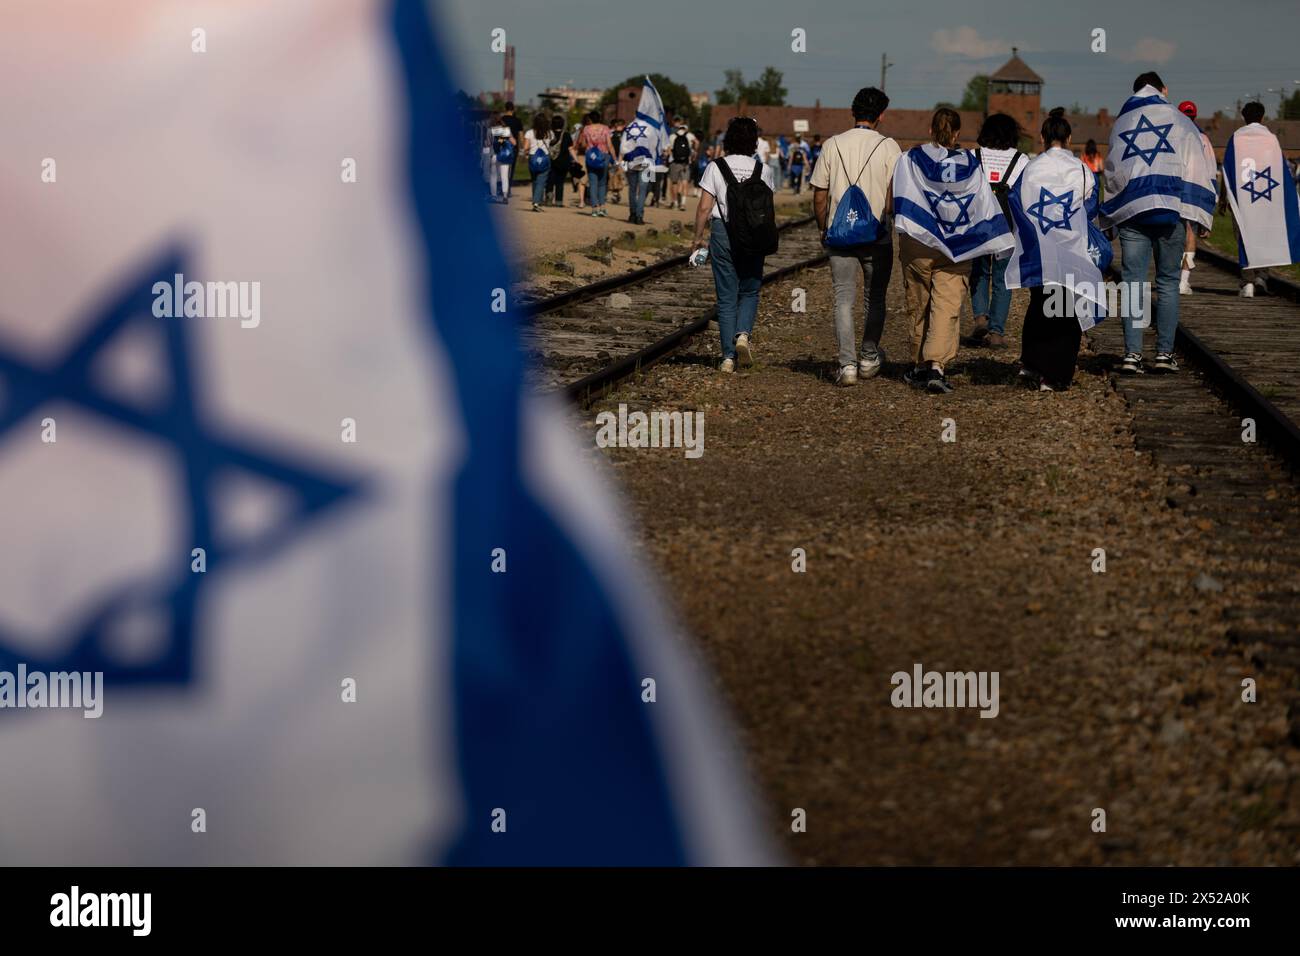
[
  {"left": 1081, "top": 164, "right": 1113, "bottom": 272},
  {"left": 495, "top": 140, "right": 515, "bottom": 164},
  {"left": 585, "top": 146, "right": 608, "bottom": 171},
  {"left": 824, "top": 137, "right": 885, "bottom": 248},
  {"left": 528, "top": 148, "right": 551, "bottom": 175},
  {"left": 1087, "top": 221, "right": 1114, "bottom": 273}
]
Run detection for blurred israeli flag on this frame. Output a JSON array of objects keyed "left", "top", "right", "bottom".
[
  {"left": 620, "top": 77, "right": 668, "bottom": 172},
  {"left": 0, "top": 0, "right": 768, "bottom": 865}
]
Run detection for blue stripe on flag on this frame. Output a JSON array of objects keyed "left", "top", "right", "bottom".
[
  {"left": 894, "top": 197, "right": 1010, "bottom": 258},
  {"left": 1008, "top": 188, "right": 1044, "bottom": 288},
  {"left": 1101, "top": 174, "right": 1215, "bottom": 219},
  {"left": 1284, "top": 166, "right": 1300, "bottom": 265},
  {"left": 906, "top": 146, "right": 980, "bottom": 184},
  {"left": 1117, "top": 94, "right": 1165, "bottom": 118},
  {"left": 634, "top": 110, "right": 662, "bottom": 130},
  {"left": 1223, "top": 137, "right": 1246, "bottom": 267},
  {"left": 389, "top": 0, "right": 688, "bottom": 865}
]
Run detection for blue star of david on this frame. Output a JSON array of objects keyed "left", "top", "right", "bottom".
[
  {"left": 623, "top": 122, "right": 648, "bottom": 143},
  {"left": 923, "top": 189, "right": 975, "bottom": 234},
  {"left": 0, "top": 248, "right": 364, "bottom": 688},
  {"left": 1117, "top": 114, "right": 1176, "bottom": 166},
  {"left": 1026, "top": 186, "right": 1076, "bottom": 235},
  {"left": 1242, "top": 165, "right": 1279, "bottom": 203}
]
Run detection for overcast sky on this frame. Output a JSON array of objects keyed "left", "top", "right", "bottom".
[{"left": 439, "top": 0, "right": 1300, "bottom": 119}]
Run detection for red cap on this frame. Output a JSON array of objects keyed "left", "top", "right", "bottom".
[{"left": 1178, "top": 100, "right": 1198, "bottom": 119}]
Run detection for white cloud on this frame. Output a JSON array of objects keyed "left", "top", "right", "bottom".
[
  {"left": 930, "top": 27, "right": 1009, "bottom": 59},
  {"left": 1120, "top": 37, "right": 1177, "bottom": 65}
]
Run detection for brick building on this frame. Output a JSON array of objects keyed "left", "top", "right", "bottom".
[{"left": 711, "top": 50, "right": 1300, "bottom": 162}]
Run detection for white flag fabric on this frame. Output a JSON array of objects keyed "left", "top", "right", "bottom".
[
  {"left": 0, "top": 0, "right": 769, "bottom": 866},
  {"left": 621, "top": 77, "right": 667, "bottom": 172},
  {"left": 1101, "top": 86, "right": 1216, "bottom": 231},
  {"left": 1223, "top": 122, "right": 1300, "bottom": 270},
  {"left": 1006, "top": 147, "right": 1106, "bottom": 329},
  {"left": 892, "top": 144, "right": 1014, "bottom": 262}
]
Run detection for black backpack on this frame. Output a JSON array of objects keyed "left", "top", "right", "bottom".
[
  {"left": 715, "top": 157, "right": 779, "bottom": 257},
  {"left": 978, "top": 148, "right": 1021, "bottom": 227},
  {"left": 671, "top": 133, "right": 692, "bottom": 164}
]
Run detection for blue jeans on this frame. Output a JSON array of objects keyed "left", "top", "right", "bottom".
[
  {"left": 530, "top": 170, "right": 547, "bottom": 206},
  {"left": 1119, "top": 220, "right": 1183, "bottom": 354},
  {"left": 970, "top": 253, "right": 1011, "bottom": 334},
  {"left": 587, "top": 166, "right": 608, "bottom": 207},
  {"left": 627, "top": 166, "right": 650, "bottom": 220},
  {"left": 709, "top": 219, "right": 764, "bottom": 359}
]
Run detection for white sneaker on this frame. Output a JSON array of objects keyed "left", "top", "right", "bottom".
[
  {"left": 1179, "top": 278, "right": 1192, "bottom": 295},
  {"left": 858, "top": 347, "right": 885, "bottom": 379},
  {"left": 720, "top": 358, "right": 735, "bottom": 374},
  {"left": 1240, "top": 283, "right": 1255, "bottom": 298},
  {"left": 835, "top": 364, "right": 858, "bottom": 387},
  {"left": 735, "top": 332, "right": 753, "bottom": 368}
]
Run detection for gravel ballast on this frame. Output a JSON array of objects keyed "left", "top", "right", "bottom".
[{"left": 569, "top": 255, "right": 1300, "bottom": 866}]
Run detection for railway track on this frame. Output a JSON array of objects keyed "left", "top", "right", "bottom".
[
  {"left": 1093, "top": 247, "right": 1300, "bottom": 732},
  {"left": 522, "top": 216, "right": 828, "bottom": 404}
]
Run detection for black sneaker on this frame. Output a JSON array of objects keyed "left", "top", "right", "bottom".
[
  {"left": 1119, "top": 352, "right": 1145, "bottom": 375},
  {"left": 926, "top": 372, "right": 953, "bottom": 394},
  {"left": 1017, "top": 367, "right": 1042, "bottom": 389},
  {"left": 1151, "top": 352, "right": 1179, "bottom": 374},
  {"left": 903, "top": 366, "right": 931, "bottom": 389}
]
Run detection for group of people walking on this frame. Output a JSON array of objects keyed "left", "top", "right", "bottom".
[
  {"left": 484, "top": 105, "right": 823, "bottom": 224},
  {"left": 485, "top": 104, "right": 718, "bottom": 220},
  {"left": 689, "top": 71, "right": 1293, "bottom": 394}
]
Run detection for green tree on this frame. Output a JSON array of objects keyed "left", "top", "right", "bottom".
[
  {"left": 714, "top": 67, "right": 788, "bottom": 107},
  {"left": 600, "top": 73, "right": 700, "bottom": 127},
  {"left": 1283, "top": 90, "right": 1300, "bottom": 120},
  {"left": 747, "top": 67, "right": 788, "bottom": 106},
  {"left": 715, "top": 69, "right": 746, "bottom": 106},
  {"left": 959, "top": 75, "right": 989, "bottom": 112}
]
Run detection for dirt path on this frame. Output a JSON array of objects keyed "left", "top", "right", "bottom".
[{"left": 569, "top": 252, "right": 1300, "bottom": 865}]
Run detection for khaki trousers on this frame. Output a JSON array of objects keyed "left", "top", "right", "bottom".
[{"left": 899, "top": 233, "right": 970, "bottom": 371}]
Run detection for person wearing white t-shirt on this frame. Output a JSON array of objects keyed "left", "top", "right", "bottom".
[
  {"left": 691, "top": 117, "right": 777, "bottom": 373},
  {"left": 667, "top": 121, "right": 698, "bottom": 211},
  {"left": 970, "top": 113, "right": 1029, "bottom": 349},
  {"left": 809, "top": 86, "right": 901, "bottom": 385}
]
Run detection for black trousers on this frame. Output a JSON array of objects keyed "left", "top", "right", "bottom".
[{"left": 1020, "top": 286, "right": 1082, "bottom": 389}]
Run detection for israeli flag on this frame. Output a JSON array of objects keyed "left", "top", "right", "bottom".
[
  {"left": 1223, "top": 123, "right": 1300, "bottom": 269},
  {"left": 1006, "top": 148, "right": 1107, "bottom": 329},
  {"left": 0, "top": 0, "right": 768, "bottom": 866},
  {"left": 892, "top": 144, "right": 1014, "bottom": 262},
  {"left": 1101, "top": 86, "right": 1216, "bottom": 231},
  {"left": 621, "top": 77, "right": 667, "bottom": 172}
]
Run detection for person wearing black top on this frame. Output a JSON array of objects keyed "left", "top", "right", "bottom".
[{"left": 546, "top": 114, "right": 574, "bottom": 207}]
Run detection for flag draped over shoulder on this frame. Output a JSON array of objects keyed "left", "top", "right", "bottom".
[
  {"left": 621, "top": 77, "right": 667, "bottom": 171},
  {"left": 892, "top": 144, "right": 1014, "bottom": 262},
  {"left": 0, "top": 0, "right": 769, "bottom": 867},
  {"left": 1223, "top": 122, "right": 1300, "bottom": 269},
  {"left": 1006, "top": 147, "right": 1107, "bottom": 329},
  {"left": 1101, "top": 86, "right": 1216, "bottom": 230}
]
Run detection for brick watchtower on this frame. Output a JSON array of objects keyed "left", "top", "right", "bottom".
[{"left": 987, "top": 47, "right": 1043, "bottom": 132}]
